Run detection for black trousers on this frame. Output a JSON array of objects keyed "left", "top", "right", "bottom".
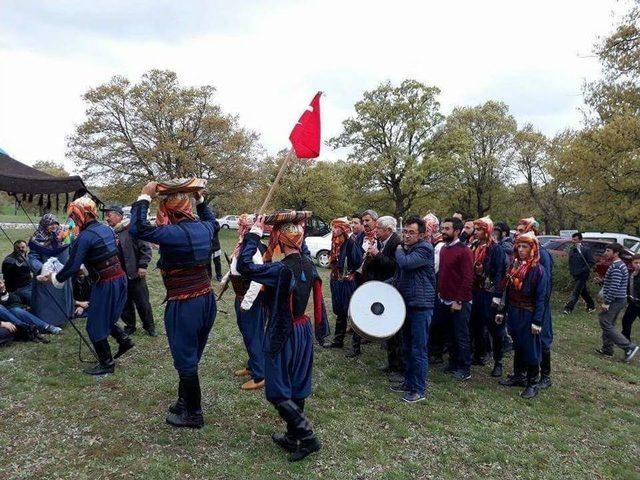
[
  {"left": 213, "top": 255, "right": 222, "bottom": 278},
  {"left": 621, "top": 302, "right": 640, "bottom": 341},
  {"left": 121, "top": 277, "right": 155, "bottom": 331},
  {"left": 386, "top": 331, "right": 405, "bottom": 372},
  {"left": 564, "top": 272, "right": 595, "bottom": 311},
  {"left": 333, "top": 314, "right": 360, "bottom": 348}
]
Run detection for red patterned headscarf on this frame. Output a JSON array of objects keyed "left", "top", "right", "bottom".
[
  {"left": 517, "top": 217, "right": 540, "bottom": 236},
  {"left": 262, "top": 211, "right": 311, "bottom": 262},
  {"left": 67, "top": 195, "right": 97, "bottom": 233},
  {"left": 156, "top": 193, "right": 196, "bottom": 226},
  {"left": 472, "top": 216, "right": 494, "bottom": 267},
  {"left": 264, "top": 223, "right": 305, "bottom": 262},
  {"left": 509, "top": 232, "right": 540, "bottom": 290},
  {"left": 329, "top": 218, "right": 351, "bottom": 267},
  {"left": 233, "top": 214, "right": 255, "bottom": 257}
]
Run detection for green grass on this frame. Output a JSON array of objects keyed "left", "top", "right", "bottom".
[
  {"left": 0, "top": 204, "right": 39, "bottom": 224},
  {"left": 0, "top": 229, "right": 639, "bottom": 479},
  {"left": 0, "top": 213, "right": 34, "bottom": 224}
]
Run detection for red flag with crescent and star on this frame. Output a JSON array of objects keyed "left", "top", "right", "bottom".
[{"left": 289, "top": 92, "right": 322, "bottom": 159}]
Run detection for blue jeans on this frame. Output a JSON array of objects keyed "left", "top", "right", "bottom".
[
  {"left": 0, "top": 305, "right": 51, "bottom": 332},
  {"left": 15, "top": 285, "right": 33, "bottom": 306},
  {"left": 402, "top": 307, "right": 433, "bottom": 396}
]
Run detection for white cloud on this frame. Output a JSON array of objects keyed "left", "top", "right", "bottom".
[{"left": 0, "top": 0, "right": 629, "bottom": 172}]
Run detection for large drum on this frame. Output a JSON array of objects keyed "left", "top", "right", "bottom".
[{"left": 348, "top": 281, "right": 406, "bottom": 341}]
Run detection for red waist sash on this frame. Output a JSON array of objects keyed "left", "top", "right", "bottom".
[
  {"left": 508, "top": 290, "right": 535, "bottom": 312},
  {"left": 293, "top": 314, "right": 310, "bottom": 326},
  {"left": 93, "top": 255, "right": 125, "bottom": 282},
  {"left": 162, "top": 265, "right": 212, "bottom": 301}
]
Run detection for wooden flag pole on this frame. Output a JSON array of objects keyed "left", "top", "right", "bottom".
[{"left": 257, "top": 147, "right": 295, "bottom": 215}]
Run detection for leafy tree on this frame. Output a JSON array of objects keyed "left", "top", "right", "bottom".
[
  {"left": 329, "top": 80, "right": 451, "bottom": 218},
  {"left": 255, "top": 151, "right": 353, "bottom": 220},
  {"left": 439, "top": 101, "right": 517, "bottom": 218},
  {"left": 32, "top": 160, "right": 69, "bottom": 177},
  {"left": 512, "top": 125, "right": 576, "bottom": 233},
  {"left": 561, "top": 1, "right": 640, "bottom": 233},
  {"left": 67, "top": 69, "right": 261, "bottom": 203}
]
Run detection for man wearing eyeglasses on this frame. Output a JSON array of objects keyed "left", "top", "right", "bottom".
[{"left": 390, "top": 216, "right": 435, "bottom": 403}]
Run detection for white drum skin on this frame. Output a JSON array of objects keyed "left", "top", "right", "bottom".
[{"left": 348, "top": 281, "right": 406, "bottom": 341}]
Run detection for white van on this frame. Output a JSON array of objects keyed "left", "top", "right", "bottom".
[{"left": 582, "top": 232, "right": 640, "bottom": 252}]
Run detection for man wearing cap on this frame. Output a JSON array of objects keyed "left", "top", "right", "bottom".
[{"left": 103, "top": 205, "right": 156, "bottom": 337}]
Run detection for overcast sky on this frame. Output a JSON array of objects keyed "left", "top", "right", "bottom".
[{"left": 0, "top": 0, "right": 629, "bottom": 172}]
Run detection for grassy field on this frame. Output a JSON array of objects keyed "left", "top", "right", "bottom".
[{"left": 0, "top": 228, "right": 638, "bottom": 480}]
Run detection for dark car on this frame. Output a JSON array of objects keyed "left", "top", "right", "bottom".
[
  {"left": 544, "top": 238, "right": 634, "bottom": 278},
  {"left": 306, "top": 215, "right": 330, "bottom": 237}
]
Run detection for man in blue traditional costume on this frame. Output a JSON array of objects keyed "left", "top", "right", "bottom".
[
  {"left": 129, "top": 181, "right": 218, "bottom": 429},
  {"left": 221, "top": 213, "right": 267, "bottom": 391},
  {"left": 495, "top": 232, "right": 549, "bottom": 399},
  {"left": 237, "top": 211, "right": 329, "bottom": 462},
  {"left": 324, "top": 217, "right": 362, "bottom": 349},
  {"left": 470, "top": 217, "right": 507, "bottom": 378},
  {"left": 504, "top": 217, "right": 554, "bottom": 390},
  {"left": 40, "top": 196, "right": 129, "bottom": 376}
]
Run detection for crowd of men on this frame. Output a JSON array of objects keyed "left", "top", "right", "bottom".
[
  {"left": 323, "top": 211, "right": 640, "bottom": 403},
  {"left": 1, "top": 194, "right": 639, "bottom": 462}
]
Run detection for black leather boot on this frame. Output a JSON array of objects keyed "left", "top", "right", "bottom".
[
  {"left": 500, "top": 351, "right": 525, "bottom": 386},
  {"left": 168, "top": 378, "right": 185, "bottom": 415},
  {"left": 275, "top": 400, "right": 321, "bottom": 462},
  {"left": 111, "top": 324, "right": 135, "bottom": 359},
  {"left": 84, "top": 339, "right": 115, "bottom": 375},
  {"left": 491, "top": 362, "right": 503, "bottom": 378},
  {"left": 166, "top": 374, "right": 204, "bottom": 428},
  {"left": 538, "top": 350, "right": 552, "bottom": 389},
  {"left": 520, "top": 365, "right": 539, "bottom": 399},
  {"left": 272, "top": 401, "right": 300, "bottom": 452},
  {"left": 345, "top": 346, "right": 361, "bottom": 358}
]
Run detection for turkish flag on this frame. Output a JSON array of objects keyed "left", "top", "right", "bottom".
[{"left": 289, "top": 92, "right": 322, "bottom": 159}]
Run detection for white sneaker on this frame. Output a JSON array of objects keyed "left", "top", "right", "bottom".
[{"left": 624, "top": 345, "right": 639, "bottom": 363}]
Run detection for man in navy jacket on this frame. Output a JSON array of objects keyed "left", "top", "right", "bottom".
[{"left": 390, "top": 215, "right": 435, "bottom": 403}]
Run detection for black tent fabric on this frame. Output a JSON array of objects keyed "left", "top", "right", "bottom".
[{"left": 0, "top": 151, "right": 100, "bottom": 208}]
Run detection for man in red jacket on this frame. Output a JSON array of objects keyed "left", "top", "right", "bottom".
[{"left": 436, "top": 217, "right": 474, "bottom": 380}]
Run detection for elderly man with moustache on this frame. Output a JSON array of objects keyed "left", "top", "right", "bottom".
[{"left": 103, "top": 205, "right": 156, "bottom": 337}]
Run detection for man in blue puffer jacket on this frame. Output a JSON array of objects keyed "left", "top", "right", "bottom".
[{"left": 391, "top": 215, "right": 436, "bottom": 404}]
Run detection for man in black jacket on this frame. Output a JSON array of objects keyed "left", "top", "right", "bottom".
[
  {"left": 356, "top": 216, "right": 403, "bottom": 372},
  {"left": 564, "top": 232, "right": 596, "bottom": 314},
  {"left": 104, "top": 205, "right": 157, "bottom": 336},
  {"left": 1, "top": 240, "right": 32, "bottom": 305}
]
